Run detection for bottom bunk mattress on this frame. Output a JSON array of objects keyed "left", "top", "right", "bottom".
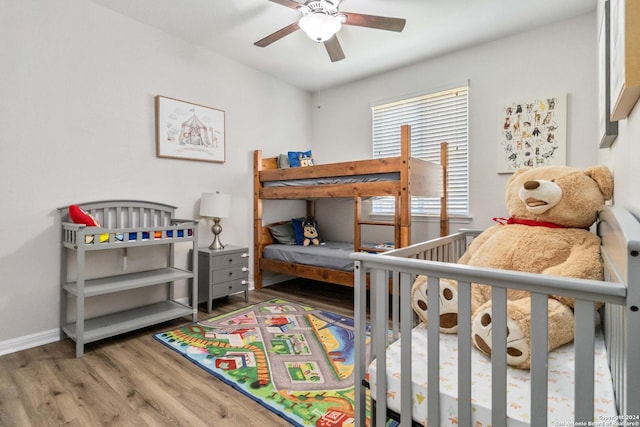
[
  {"left": 263, "top": 241, "right": 364, "bottom": 271},
  {"left": 368, "top": 322, "right": 617, "bottom": 427}
]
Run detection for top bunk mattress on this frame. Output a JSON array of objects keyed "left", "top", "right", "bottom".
[
  {"left": 262, "top": 172, "right": 400, "bottom": 188},
  {"left": 263, "top": 241, "right": 362, "bottom": 271}
]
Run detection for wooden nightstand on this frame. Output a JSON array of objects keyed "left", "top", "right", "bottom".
[{"left": 195, "top": 245, "right": 249, "bottom": 313}]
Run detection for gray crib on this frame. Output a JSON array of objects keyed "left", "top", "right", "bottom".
[{"left": 352, "top": 205, "right": 639, "bottom": 427}]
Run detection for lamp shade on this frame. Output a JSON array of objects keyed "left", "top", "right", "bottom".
[
  {"left": 299, "top": 13, "right": 342, "bottom": 42},
  {"left": 200, "top": 192, "right": 231, "bottom": 218}
]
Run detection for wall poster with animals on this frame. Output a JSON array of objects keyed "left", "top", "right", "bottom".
[{"left": 497, "top": 94, "right": 566, "bottom": 173}]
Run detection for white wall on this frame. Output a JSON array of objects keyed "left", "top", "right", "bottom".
[
  {"left": 598, "top": 104, "right": 640, "bottom": 216},
  {"left": 0, "top": 0, "right": 311, "bottom": 346},
  {"left": 311, "top": 13, "right": 599, "bottom": 242},
  {"left": 594, "top": 0, "right": 640, "bottom": 216}
]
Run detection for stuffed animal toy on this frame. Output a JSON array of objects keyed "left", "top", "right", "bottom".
[
  {"left": 302, "top": 219, "right": 320, "bottom": 246},
  {"left": 68, "top": 204, "right": 109, "bottom": 243},
  {"left": 411, "top": 165, "right": 614, "bottom": 369},
  {"left": 299, "top": 152, "right": 314, "bottom": 167}
]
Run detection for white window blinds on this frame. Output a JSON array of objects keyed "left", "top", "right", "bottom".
[{"left": 371, "top": 85, "right": 469, "bottom": 216}]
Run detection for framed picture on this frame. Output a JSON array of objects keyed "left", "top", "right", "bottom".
[
  {"left": 497, "top": 94, "right": 567, "bottom": 174},
  {"left": 155, "top": 95, "right": 225, "bottom": 163},
  {"left": 599, "top": 0, "right": 618, "bottom": 148},
  {"left": 609, "top": 0, "right": 640, "bottom": 121}
]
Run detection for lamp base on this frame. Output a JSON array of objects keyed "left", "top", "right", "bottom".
[
  {"left": 209, "top": 237, "right": 225, "bottom": 250},
  {"left": 209, "top": 217, "right": 225, "bottom": 250}
]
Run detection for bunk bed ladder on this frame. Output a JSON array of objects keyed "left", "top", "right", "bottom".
[
  {"left": 353, "top": 138, "right": 447, "bottom": 253},
  {"left": 354, "top": 195, "right": 402, "bottom": 253}
]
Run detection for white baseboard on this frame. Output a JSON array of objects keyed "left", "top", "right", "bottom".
[
  {"left": 0, "top": 288, "right": 261, "bottom": 357},
  {"left": 0, "top": 328, "right": 60, "bottom": 356}
]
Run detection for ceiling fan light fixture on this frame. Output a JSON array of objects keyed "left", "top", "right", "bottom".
[{"left": 298, "top": 13, "right": 342, "bottom": 42}]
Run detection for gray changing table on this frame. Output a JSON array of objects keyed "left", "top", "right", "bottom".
[{"left": 58, "top": 200, "right": 198, "bottom": 357}]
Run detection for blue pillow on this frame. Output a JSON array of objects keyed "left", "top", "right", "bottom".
[
  {"left": 291, "top": 217, "right": 321, "bottom": 245},
  {"left": 288, "top": 150, "right": 314, "bottom": 167}
]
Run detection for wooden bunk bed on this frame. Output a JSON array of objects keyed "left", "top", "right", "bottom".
[{"left": 253, "top": 124, "right": 447, "bottom": 289}]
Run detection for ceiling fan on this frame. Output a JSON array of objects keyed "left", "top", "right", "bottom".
[{"left": 254, "top": 0, "right": 406, "bottom": 62}]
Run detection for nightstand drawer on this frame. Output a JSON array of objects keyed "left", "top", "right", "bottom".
[
  {"left": 210, "top": 251, "right": 249, "bottom": 269},
  {"left": 211, "top": 265, "right": 248, "bottom": 283},
  {"left": 211, "top": 278, "right": 249, "bottom": 299}
]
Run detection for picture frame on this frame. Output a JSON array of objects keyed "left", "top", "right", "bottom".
[
  {"left": 155, "top": 95, "right": 225, "bottom": 163},
  {"left": 599, "top": 0, "right": 618, "bottom": 148},
  {"left": 497, "top": 94, "right": 567, "bottom": 174},
  {"left": 609, "top": 0, "right": 640, "bottom": 121}
]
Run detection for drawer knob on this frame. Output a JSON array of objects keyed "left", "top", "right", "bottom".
[
  {"left": 241, "top": 253, "right": 249, "bottom": 258},
  {"left": 241, "top": 280, "right": 248, "bottom": 285},
  {"left": 242, "top": 267, "right": 248, "bottom": 272}
]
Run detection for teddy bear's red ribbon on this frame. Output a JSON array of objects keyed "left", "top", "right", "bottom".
[{"left": 493, "top": 217, "right": 566, "bottom": 228}]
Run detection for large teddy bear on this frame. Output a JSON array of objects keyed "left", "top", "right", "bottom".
[{"left": 411, "top": 165, "right": 614, "bottom": 369}]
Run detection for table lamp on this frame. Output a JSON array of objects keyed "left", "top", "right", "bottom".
[{"left": 200, "top": 192, "right": 231, "bottom": 250}]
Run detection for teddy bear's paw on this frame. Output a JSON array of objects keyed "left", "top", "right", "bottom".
[
  {"left": 471, "top": 306, "right": 529, "bottom": 367},
  {"left": 411, "top": 278, "right": 459, "bottom": 333}
]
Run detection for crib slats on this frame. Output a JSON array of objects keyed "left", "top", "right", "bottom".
[
  {"left": 530, "top": 293, "right": 548, "bottom": 427},
  {"left": 427, "top": 276, "right": 441, "bottom": 427},
  {"left": 391, "top": 271, "right": 401, "bottom": 339},
  {"left": 492, "top": 287, "right": 508, "bottom": 427},
  {"left": 574, "top": 299, "right": 595, "bottom": 422},
  {"left": 457, "top": 281, "right": 472, "bottom": 427},
  {"left": 353, "top": 261, "right": 368, "bottom": 427},
  {"left": 374, "top": 268, "right": 389, "bottom": 426},
  {"left": 400, "top": 272, "right": 413, "bottom": 425},
  {"left": 603, "top": 304, "right": 624, "bottom": 414}
]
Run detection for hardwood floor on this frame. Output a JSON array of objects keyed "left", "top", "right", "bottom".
[{"left": 0, "top": 280, "right": 356, "bottom": 427}]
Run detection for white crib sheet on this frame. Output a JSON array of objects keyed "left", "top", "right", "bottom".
[{"left": 368, "top": 323, "right": 617, "bottom": 426}]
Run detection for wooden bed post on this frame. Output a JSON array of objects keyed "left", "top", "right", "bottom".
[
  {"left": 354, "top": 197, "right": 361, "bottom": 253},
  {"left": 306, "top": 200, "right": 315, "bottom": 219},
  {"left": 253, "top": 150, "right": 264, "bottom": 289},
  {"left": 440, "top": 142, "right": 449, "bottom": 237},
  {"left": 399, "top": 124, "right": 411, "bottom": 247},
  {"left": 394, "top": 194, "right": 402, "bottom": 247}
]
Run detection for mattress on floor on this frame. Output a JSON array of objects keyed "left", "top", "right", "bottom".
[{"left": 368, "top": 322, "right": 617, "bottom": 427}]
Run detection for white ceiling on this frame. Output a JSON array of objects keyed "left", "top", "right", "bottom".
[{"left": 87, "top": 0, "right": 596, "bottom": 92}]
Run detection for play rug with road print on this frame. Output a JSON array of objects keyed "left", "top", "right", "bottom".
[{"left": 153, "top": 298, "right": 361, "bottom": 426}]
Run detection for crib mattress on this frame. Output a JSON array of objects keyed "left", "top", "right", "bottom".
[{"left": 368, "top": 323, "right": 617, "bottom": 426}]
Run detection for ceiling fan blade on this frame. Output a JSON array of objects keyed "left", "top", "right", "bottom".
[
  {"left": 342, "top": 12, "right": 406, "bottom": 32},
  {"left": 254, "top": 22, "right": 300, "bottom": 47},
  {"left": 268, "top": 0, "right": 302, "bottom": 10},
  {"left": 324, "top": 35, "right": 345, "bottom": 62}
]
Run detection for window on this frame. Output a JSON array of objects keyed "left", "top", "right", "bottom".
[{"left": 371, "top": 84, "right": 469, "bottom": 216}]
